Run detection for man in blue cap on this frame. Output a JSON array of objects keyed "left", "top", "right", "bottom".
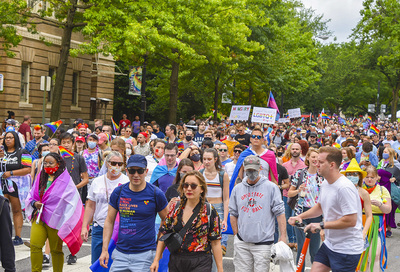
[{"left": 99, "top": 154, "right": 169, "bottom": 271}]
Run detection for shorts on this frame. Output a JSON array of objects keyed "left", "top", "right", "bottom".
[
  {"left": 169, "top": 252, "right": 212, "bottom": 272},
  {"left": 110, "top": 249, "right": 155, "bottom": 272},
  {"left": 314, "top": 243, "right": 361, "bottom": 272},
  {"left": 1, "top": 179, "right": 19, "bottom": 198}
]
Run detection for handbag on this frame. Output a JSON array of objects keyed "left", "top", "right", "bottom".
[
  {"left": 390, "top": 181, "right": 400, "bottom": 206},
  {"left": 159, "top": 204, "right": 201, "bottom": 253}
]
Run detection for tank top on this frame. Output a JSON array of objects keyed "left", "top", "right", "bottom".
[{"left": 205, "top": 173, "right": 222, "bottom": 198}]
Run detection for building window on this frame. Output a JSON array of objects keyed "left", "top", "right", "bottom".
[
  {"left": 20, "top": 62, "right": 30, "bottom": 103},
  {"left": 48, "top": 67, "right": 56, "bottom": 103},
  {"left": 72, "top": 72, "right": 79, "bottom": 106}
]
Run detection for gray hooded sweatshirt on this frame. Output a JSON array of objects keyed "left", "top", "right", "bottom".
[{"left": 229, "top": 176, "right": 284, "bottom": 243}]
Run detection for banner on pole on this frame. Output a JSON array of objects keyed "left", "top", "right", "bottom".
[
  {"left": 288, "top": 108, "right": 301, "bottom": 119},
  {"left": 278, "top": 118, "right": 290, "bottom": 123},
  {"left": 229, "top": 105, "right": 251, "bottom": 121},
  {"left": 251, "top": 107, "right": 277, "bottom": 124},
  {"left": 129, "top": 66, "right": 142, "bottom": 96}
]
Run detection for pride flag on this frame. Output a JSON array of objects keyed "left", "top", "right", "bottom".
[
  {"left": 338, "top": 117, "right": 346, "bottom": 125},
  {"left": 44, "top": 120, "right": 63, "bottom": 133},
  {"left": 367, "top": 116, "right": 372, "bottom": 123},
  {"left": 111, "top": 117, "right": 119, "bottom": 133},
  {"left": 21, "top": 154, "right": 32, "bottom": 167},
  {"left": 59, "top": 146, "right": 74, "bottom": 158},
  {"left": 332, "top": 142, "right": 341, "bottom": 149},
  {"left": 321, "top": 112, "right": 330, "bottom": 120},
  {"left": 267, "top": 91, "right": 280, "bottom": 120},
  {"left": 370, "top": 124, "right": 380, "bottom": 135},
  {"left": 25, "top": 170, "right": 85, "bottom": 256},
  {"left": 299, "top": 117, "right": 305, "bottom": 123}
]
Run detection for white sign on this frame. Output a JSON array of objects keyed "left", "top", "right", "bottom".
[
  {"left": 222, "top": 92, "right": 232, "bottom": 104},
  {"left": 229, "top": 105, "right": 251, "bottom": 121},
  {"left": 288, "top": 108, "right": 301, "bottom": 119},
  {"left": 278, "top": 118, "right": 290, "bottom": 123},
  {"left": 0, "top": 74, "right": 3, "bottom": 91},
  {"left": 251, "top": 107, "right": 277, "bottom": 124},
  {"left": 40, "top": 76, "right": 51, "bottom": 91}
]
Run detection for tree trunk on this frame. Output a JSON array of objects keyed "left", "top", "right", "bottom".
[
  {"left": 391, "top": 86, "right": 399, "bottom": 122},
  {"left": 248, "top": 87, "right": 253, "bottom": 105},
  {"left": 168, "top": 59, "right": 179, "bottom": 124},
  {"left": 50, "top": 0, "right": 77, "bottom": 122},
  {"left": 213, "top": 75, "right": 220, "bottom": 121}
]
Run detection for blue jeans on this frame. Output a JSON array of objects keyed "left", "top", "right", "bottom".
[
  {"left": 282, "top": 196, "right": 296, "bottom": 243},
  {"left": 211, "top": 203, "right": 228, "bottom": 248},
  {"left": 294, "top": 208, "right": 322, "bottom": 272},
  {"left": 91, "top": 224, "right": 103, "bottom": 265}
]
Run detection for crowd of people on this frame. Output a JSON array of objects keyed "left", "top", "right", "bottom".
[{"left": 1, "top": 111, "right": 400, "bottom": 272}]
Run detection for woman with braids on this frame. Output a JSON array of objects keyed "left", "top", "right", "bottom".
[
  {"left": 25, "top": 153, "right": 84, "bottom": 272},
  {"left": 150, "top": 171, "right": 223, "bottom": 272}
]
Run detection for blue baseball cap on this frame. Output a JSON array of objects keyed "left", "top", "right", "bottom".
[
  {"left": 126, "top": 154, "right": 147, "bottom": 169},
  {"left": 6, "top": 126, "right": 15, "bottom": 132}
]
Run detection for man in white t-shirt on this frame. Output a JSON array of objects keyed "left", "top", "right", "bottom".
[{"left": 289, "top": 146, "right": 363, "bottom": 272}]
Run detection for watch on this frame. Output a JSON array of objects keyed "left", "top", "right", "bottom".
[
  {"left": 10, "top": 171, "right": 13, "bottom": 176},
  {"left": 320, "top": 221, "right": 325, "bottom": 229}
]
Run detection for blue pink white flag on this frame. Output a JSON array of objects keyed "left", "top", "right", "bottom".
[{"left": 267, "top": 91, "right": 280, "bottom": 120}]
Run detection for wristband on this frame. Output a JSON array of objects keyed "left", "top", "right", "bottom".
[{"left": 31, "top": 200, "right": 37, "bottom": 208}]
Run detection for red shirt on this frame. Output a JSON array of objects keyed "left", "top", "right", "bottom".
[
  {"left": 119, "top": 119, "right": 131, "bottom": 128},
  {"left": 18, "top": 123, "right": 32, "bottom": 141}
]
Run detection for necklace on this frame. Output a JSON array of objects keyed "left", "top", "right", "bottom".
[{"left": 69, "top": 156, "right": 75, "bottom": 175}]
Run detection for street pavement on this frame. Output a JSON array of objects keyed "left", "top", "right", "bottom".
[{"left": 13, "top": 213, "right": 400, "bottom": 271}]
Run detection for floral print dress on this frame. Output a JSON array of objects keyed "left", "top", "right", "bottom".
[{"left": 160, "top": 201, "right": 221, "bottom": 254}]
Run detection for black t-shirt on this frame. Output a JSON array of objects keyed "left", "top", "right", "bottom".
[
  {"left": 277, "top": 163, "right": 289, "bottom": 196},
  {"left": 235, "top": 133, "right": 251, "bottom": 146},
  {"left": 63, "top": 153, "right": 88, "bottom": 189},
  {"left": 0, "top": 148, "right": 31, "bottom": 172},
  {"left": 165, "top": 183, "right": 180, "bottom": 202}
]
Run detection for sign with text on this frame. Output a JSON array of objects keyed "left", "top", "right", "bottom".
[
  {"left": 288, "top": 108, "right": 301, "bottom": 119},
  {"left": 278, "top": 118, "right": 290, "bottom": 123},
  {"left": 251, "top": 107, "right": 277, "bottom": 124},
  {"left": 229, "top": 105, "right": 251, "bottom": 121}
]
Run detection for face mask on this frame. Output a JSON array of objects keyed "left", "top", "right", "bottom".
[
  {"left": 277, "top": 152, "right": 283, "bottom": 157},
  {"left": 42, "top": 151, "right": 50, "bottom": 157},
  {"left": 126, "top": 149, "right": 132, "bottom": 156},
  {"left": 347, "top": 176, "right": 359, "bottom": 185},
  {"left": 185, "top": 135, "right": 192, "bottom": 141},
  {"left": 342, "top": 157, "right": 348, "bottom": 162},
  {"left": 109, "top": 166, "right": 121, "bottom": 176},
  {"left": 383, "top": 153, "right": 389, "bottom": 160},
  {"left": 44, "top": 165, "right": 59, "bottom": 175},
  {"left": 246, "top": 170, "right": 259, "bottom": 181},
  {"left": 180, "top": 172, "right": 186, "bottom": 179},
  {"left": 87, "top": 141, "right": 97, "bottom": 149},
  {"left": 190, "top": 153, "right": 201, "bottom": 162},
  {"left": 204, "top": 137, "right": 212, "bottom": 141},
  {"left": 230, "top": 134, "right": 236, "bottom": 138}
]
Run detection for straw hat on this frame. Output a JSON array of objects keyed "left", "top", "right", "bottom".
[
  {"left": 340, "top": 158, "right": 367, "bottom": 180},
  {"left": 341, "top": 137, "right": 356, "bottom": 147}
]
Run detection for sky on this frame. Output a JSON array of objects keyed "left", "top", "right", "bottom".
[{"left": 301, "top": 0, "right": 364, "bottom": 43}]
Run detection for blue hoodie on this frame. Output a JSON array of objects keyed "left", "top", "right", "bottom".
[{"left": 229, "top": 176, "right": 284, "bottom": 243}]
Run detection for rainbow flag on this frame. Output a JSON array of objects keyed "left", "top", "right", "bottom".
[
  {"left": 299, "top": 117, "right": 305, "bottom": 122},
  {"left": 332, "top": 142, "right": 341, "bottom": 149},
  {"left": 367, "top": 116, "right": 372, "bottom": 123},
  {"left": 44, "top": 120, "right": 63, "bottom": 133},
  {"left": 21, "top": 154, "right": 32, "bottom": 167},
  {"left": 59, "top": 146, "right": 74, "bottom": 158},
  {"left": 321, "top": 112, "right": 330, "bottom": 120},
  {"left": 111, "top": 117, "right": 119, "bottom": 133},
  {"left": 267, "top": 91, "right": 280, "bottom": 120},
  {"left": 370, "top": 124, "right": 380, "bottom": 135}
]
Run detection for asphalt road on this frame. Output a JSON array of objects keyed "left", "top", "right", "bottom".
[{"left": 12, "top": 214, "right": 400, "bottom": 271}]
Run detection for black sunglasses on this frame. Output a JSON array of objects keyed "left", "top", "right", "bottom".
[
  {"left": 109, "top": 161, "right": 123, "bottom": 166},
  {"left": 219, "top": 149, "right": 228, "bottom": 152},
  {"left": 127, "top": 168, "right": 145, "bottom": 175},
  {"left": 251, "top": 135, "right": 262, "bottom": 139},
  {"left": 183, "top": 183, "right": 201, "bottom": 190},
  {"left": 234, "top": 149, "right": 242, "bottom": 154}
]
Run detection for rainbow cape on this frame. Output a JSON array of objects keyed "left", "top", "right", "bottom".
[
  {"left": 111, "top": 117, "right": 119, "bottom": 133},
  {"left": 370, "top": 124, "right": 380, "bottom": 135},
  {"left": 59, "top": 146, "right": 74, "bottom": 158},
  {"left": 44, "top": 120, "right": 63, "bottom": 133}
]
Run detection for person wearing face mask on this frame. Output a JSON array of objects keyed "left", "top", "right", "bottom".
[
  {"left": 229, "top": 155, "right": 286, "bottom": 272},
  {"left": 339, "top": 147, "right": 355, "bottom": 171},
  {"left": 30, "top": 143, "right": 50, "bottom": 183},
  {"left": 81, "top": 151, "right": 129, "bottom": 264},
  {"left": 25, "top": 153, "right": 84, "bottom": 272},
  {"left": 82, "top": 134, "right": 102, "bottom": 191},
  {"left": 180, "top": 129, "right": 199, "bottom": 151},
  {"left": 125, "top": 142, "right": 134, "bottom": 159},
  {"left": 178, "top": 144, "right": 204, "bottom": 171},
  {"left": 145, "top": 139, "right": 166, "bottom": 183},
  {"left": 222, "top": 127, "right": 238, "bottom": 158},
  {"left": 356, "top": 142, "right": 379, "bottom": 169},
  {"left": 164, "top": 158, "right": 194, "bottom": 202}
]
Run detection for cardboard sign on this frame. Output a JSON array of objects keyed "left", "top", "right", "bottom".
[
  {"left": 251, "top": 107, "right": 277, "bottom": 124},
  {"left": 229, "top": 105, "right": 251, "bottom": 121},
  {"left": 278, "top": 118, "right": 290, "bottom": 123},
  {"left": 288, "top": 108, "right": 301, "bottom": 119}
]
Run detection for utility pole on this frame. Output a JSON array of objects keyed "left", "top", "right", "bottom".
[
  {"left": 377, "top": 80, "right": 380, "bottom": 116},
  {"left": 140, "top": 55, "right": 147, "bottom": 126}
]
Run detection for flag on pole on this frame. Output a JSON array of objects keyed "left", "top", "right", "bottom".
[
  {"left": 59, "top": 146, "right": 74, "bottom": 158},
  {"left": 44, "top": 120, "right": 63, "bottom": 133},
  {"left": 369, "top": 124, "right": 380, "bottom": 135},
  {"left": 309, "top": 112, "right": 312, "bottom": 123},
  {"left": 111, "top": 117, "right": 119, "bottom": 133},
  {"left": 267, "top": 91, "right": 280, "bottom": 120},
  {"left": 321, "top": 112, "right": 330, "bottom": 120},
  {"left": 299, "top": 117, "right": 305, "bottom": 122}
]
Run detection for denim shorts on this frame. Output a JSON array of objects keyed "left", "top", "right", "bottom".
[{"left": 314, "top": 243, "right": 361, "bottom": 272}]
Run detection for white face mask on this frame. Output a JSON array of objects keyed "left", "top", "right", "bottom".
[
  {"left": 126, "top": 149, "right": 132, "bottom": 156},
  {"left": 109, "top": 166, "right": 121, "bottom": 176},
  {"left": 347, "top": 175, "right": 359, "bottom": 185}
]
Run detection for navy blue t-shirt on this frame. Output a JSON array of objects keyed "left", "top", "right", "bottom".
[{"left": 109, "top": 182, "right": 168, "bottom": 254}]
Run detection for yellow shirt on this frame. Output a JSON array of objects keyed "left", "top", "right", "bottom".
[{"left": 369, "top": 184, "right": 391, "bottom": 214}]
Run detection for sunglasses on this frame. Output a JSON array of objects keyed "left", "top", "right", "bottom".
[
  {"left": 183, "top": 183, "right": 201, "bottom": 190},
  {"left": 109, "top": 161, "right": 123, "bottom": 166},
  {"left": 127, "top": 168, "right": 145, "bottom": 175},
  {"left": 234, "top": 149, "right": 242, "bottom": 154},
  {"left": 251, "top": 135, "right": 262, "bottom": 139},
  {"left": 219, "top": 149, "right": 228, "bottom": 152}
]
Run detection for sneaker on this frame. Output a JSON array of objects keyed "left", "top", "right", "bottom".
[
  {"left": 386, "top": 230, "right": 392, "bottom": 238},
  {"left": 43, "top": 254, "right": 50, "bottom": 265},
  {"left": 67, "top": 254, "right": 77, "bottom": 265},
  {"left": 221, "top": 245, "right": 226, "bottom": 256},
  {"left": 13, "top": 236, "right": 23, "bottom": 246}
]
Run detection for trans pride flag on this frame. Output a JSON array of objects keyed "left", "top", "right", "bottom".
[
  {"left": 267, "top": 91, "right": 280, "bottom": 120},
  {"left": 150, "top": 157, "right": 180, "bottom": 184},
  {"left": 25, "top": 169, "right": 85, "bottom": 255}
]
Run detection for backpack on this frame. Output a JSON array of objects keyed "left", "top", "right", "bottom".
[
  {"left": 173, "top": 200, "right": 212, "bottom": 229},
  {"left": 287, "top": 168, "right": 306, "bottom": 210}
]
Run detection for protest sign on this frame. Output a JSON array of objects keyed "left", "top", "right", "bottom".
[
  {"left": 229, "top": 105, "right": 251, "bottom": 121},
  {"left": 278, "top": 118, "right": 290, "bottom": 123},
  {"left": 288, "top": 108, "right": 301, "bottom": 119},
  {"left": 251, "top": 107, "right": 277, "bottom": 124}
]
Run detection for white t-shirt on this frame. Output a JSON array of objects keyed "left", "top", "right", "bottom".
[
  {"left": 224, "top": 161, "right": 236, "bottom": 179},
  {"left": 382, "top": 139, "right": 395, "bottom": 147},
  {"left": 319, "top": 175, "right": 363, "bottom": 254},
  {"left": 87, "top": 174, "right": 129, "bottom": 227}
]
